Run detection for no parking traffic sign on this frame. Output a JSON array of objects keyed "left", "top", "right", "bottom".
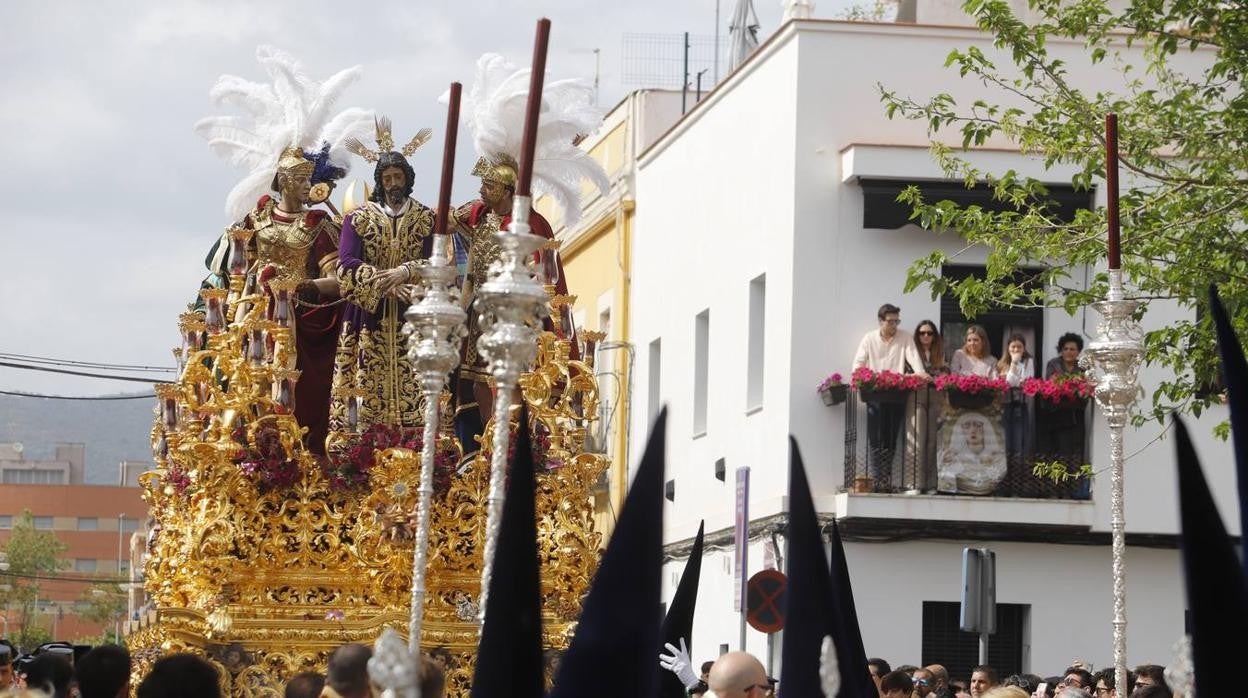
[{"left": 745, "top": 569, "right": 787, "bottom": 633}]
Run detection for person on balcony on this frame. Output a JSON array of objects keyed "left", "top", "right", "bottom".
[
  {"left": 939, "top": 325, "right": 1006, "bottom": 494},
  {"left": 950, "top": 325, "right": 998, "bottom": 378},
  {"left": 904, "top": 320, "right": 947, "bottom": 493},
  {"left": 853, "top": 304, "right": 928, "bottom": 492},
  {"left": 1042, "top": 332, "right": 1089, "bottom": 498},
  {"left": 999, "top": 334, "right": 1035, "bottom": 475}
]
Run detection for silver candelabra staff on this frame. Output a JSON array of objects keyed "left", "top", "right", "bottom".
[
  {"left": 404, "top": 233, "right": 467, "bottom": 651},
  {"left": 370, "top": 235, "right": 467, "bottom": 698},
  {"left": 1082, "top": 268, "right": 1144, "bottom": 698},
  {"left": 473, "top": 194, "right": 550, "bottom": 625}
]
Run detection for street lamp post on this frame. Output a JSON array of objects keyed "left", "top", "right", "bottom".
[
  {"left": 117, "top": 513, "right": 126, "bottom": 641},
  {"left": 0, "top": 552, "right": 9, "bottom": 638}
]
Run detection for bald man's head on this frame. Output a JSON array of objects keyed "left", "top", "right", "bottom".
[{"left": 707, "top": 652, "right": 769, "bottom": 698}]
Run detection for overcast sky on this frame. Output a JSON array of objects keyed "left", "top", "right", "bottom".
[{"left": 0, "top": 0, "right": 860, "bottom": 396}]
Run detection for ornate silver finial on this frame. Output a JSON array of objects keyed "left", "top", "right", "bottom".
[
  {"left": 1082, "top": 268, "right": 1145, "bottom": 698},
  {"left": 368, "top": 627, "right": 421, "bottom": 698},
  {"left": 403, "top": 232, "right": 468, "bottom": 652},
  {"left": 1165, "top": 634, "right": 1195, "bottom": 697},
  {"left": 820, "top": 635, "right": 841, "bottom": 698},
  {"left": 472, "top": 194, "right": 551, "bottom": 625}
]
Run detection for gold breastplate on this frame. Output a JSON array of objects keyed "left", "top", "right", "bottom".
[
  {"left": 467, "top": 212, "right": 503, "bottom": 287},
  {"left": 252, "top": 204, "right": 319, "bottom": 280}
]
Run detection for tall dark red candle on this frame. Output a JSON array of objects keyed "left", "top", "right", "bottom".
[
  {"left": 1106, "top": 113, "right": 1121, "bottom": 270},
  {"left": 516, "top": 18, "right": 551, "bottom": 198},
  {"left": 434, "top": 82, "right": 462, "bottom": 236}
]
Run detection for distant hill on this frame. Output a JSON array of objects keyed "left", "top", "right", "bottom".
[{"left": 0, "top": 392, "right": 155, "bottom": 484}]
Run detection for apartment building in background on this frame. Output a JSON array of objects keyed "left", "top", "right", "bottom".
[{"left": 0, "top": 441, "right": 149, "bottom": 642}]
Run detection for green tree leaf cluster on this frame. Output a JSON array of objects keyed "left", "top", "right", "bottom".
[
  {"left": 881, "top": 0, "right": 1248, "bottom": 425},
  {"left": 1, "top": 510, "right": 69, "bottom": 651}
]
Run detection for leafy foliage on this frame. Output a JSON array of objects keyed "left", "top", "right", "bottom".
[
  {"left": 880, "top": 0, "right": 1248, "bottom": 426},
  {"left": 74, "top": 582, "right": 127, "bottom": 644},
  {"left": 1, "top": 510, "right": 69, "bottom": 651}
]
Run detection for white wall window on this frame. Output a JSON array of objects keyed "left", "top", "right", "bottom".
[
  {"left": 597, "top": 307, "right": 615, "bottom": 457},
  {"left": 3, "top": 469, "right": 65, "bottom": 484},
  {"left": 0, "top": 515, "right": 11, "bottom": 529},
  {"left": 694, "top": 309, "right": 710, "bottom": 436},
  {"left": 33, "top": 516, "right": 53, "bottom": 530},
  {"left": 77, "top": 517, "right": 98, "bottom": 531},
  {"left": 121, "top": 518, "right": 140, "bottom": 533},
  {"left": 75, "top": 559, "right": 97, "bottom": 573},
  {"left": 648, "top": 338, "right": 663, "bottom": 427},
  {"left": 747, "top": 274, "right": 766, "bottom": 411}
]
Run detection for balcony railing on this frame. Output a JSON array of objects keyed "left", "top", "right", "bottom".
[{"left": 840, "top": 385, "right": 1091, "bottom": 499}]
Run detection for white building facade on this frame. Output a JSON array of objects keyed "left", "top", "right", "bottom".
[{"left": 628, "top": 15, "right": 1231, "bottom": 681}]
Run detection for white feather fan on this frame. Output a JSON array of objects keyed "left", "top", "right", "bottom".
[
  {"left": 456, "top": 53, "right": 609, "bottom": 225},
  {"left": 195, "top": 45, "right": 373, "bottom": 222}
]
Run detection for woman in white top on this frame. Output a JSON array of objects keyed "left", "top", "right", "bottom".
[
  {"left": 997, "top": 333, "right": 1034, "bottom": 468},
  {"left": 950, "top": 324, "right": 998, "bottom": 377}
]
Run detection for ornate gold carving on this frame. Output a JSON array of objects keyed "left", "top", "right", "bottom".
[{"left": 135, "top": 250, "right": 607, "bottom": 696}]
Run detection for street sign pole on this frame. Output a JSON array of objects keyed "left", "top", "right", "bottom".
[{"left": 735, "top": 467, "right": 750, "bottom": 651}]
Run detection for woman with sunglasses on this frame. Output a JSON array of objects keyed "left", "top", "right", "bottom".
[{"left": 906, "top": 321, "right": 947, "bottom": 492}]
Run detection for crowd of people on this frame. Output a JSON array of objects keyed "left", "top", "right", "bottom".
[
  {"left": 661, "top": 643, "right": 1181, "bottom": 698},
  {"left": 851, "top": 303, "right": 1089, "bottom": 495},
  {"left": 863, "top": 658, "right": 1178, "bottom": 698},
  {"left": 0, "top": 640, "right": 444, "bottom": 698}
]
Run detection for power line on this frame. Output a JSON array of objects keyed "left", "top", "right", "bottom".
[
  {"left": 0, "top": 352, "right": 175, "bottom": 373},
  {"left": 0, "top": 569, "right": 129, "bottom": 585},
  {"left": 0, "top": 390, "right": 156, "bottom": 401},
  {"left": 0, "top": 361, "right": 168, "bottom": 384}
]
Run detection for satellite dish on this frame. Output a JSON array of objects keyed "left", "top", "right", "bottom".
[{"left": 12, "top": 442, "right": 23, "bottom": 454}]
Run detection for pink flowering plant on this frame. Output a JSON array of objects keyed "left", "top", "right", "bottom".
[
  {"left": 817, "top": 372, "right": 845, "bottom": 392},
  {"left": 934, "top": 373, "right": 1009, "bottom": 395},
  {"left": 1022, "top": 375, "right": 1095, "bottom": 405},
  {"left": 851, "top": 367, "right": 926, "bottom": 392}
]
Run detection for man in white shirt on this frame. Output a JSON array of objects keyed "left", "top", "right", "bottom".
[{"left": 852, "top": 304, "right": 928, "bottom": 491}]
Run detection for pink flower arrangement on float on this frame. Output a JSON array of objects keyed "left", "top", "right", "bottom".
[
  {"left": 1022, "top": 375, "right": 1095, "bottom": 404},
  {"left": 934, "top": 373, "right": 1009, "bottom": 395},
  {"left": 232, "top": 422, "right": 300, "bottom": 492},
  {"left": 165, "top": 463, "right": 192, "bottom": 497},
  {"left": 327, "top": 423, "right": 458, "bottom": 492},
  {"left": 851, "top": 367, "right": 926, "bottom": 392},
  {"left": 817, "top": 372, "right": 845, "bottom": 392}
]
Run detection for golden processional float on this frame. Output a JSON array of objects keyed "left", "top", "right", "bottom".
[{"left": 129, "top": 26, "right": 611, "bottom": 698}]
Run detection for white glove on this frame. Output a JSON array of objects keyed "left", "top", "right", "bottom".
[{"left": 659, "top": 637, "right": 700, "bottom": 690}]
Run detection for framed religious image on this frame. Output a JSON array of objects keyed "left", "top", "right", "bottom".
[{"left": 937, "top": 408, "right": 1008, "bottom": 495}]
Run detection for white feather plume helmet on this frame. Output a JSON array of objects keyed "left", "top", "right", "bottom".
[
  {"left": 451, "top": 53, "right": 609, "bottom": 225},
  {"left": 195, "top": 45, "right": 374, "bottom": 222}
]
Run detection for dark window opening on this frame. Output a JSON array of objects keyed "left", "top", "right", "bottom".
[
  {"left": 859, "top": 178, "right": 1095, "bottom": 231},
  {"left": 922, "top": 601, "right": 1029, "bottom": 684}
]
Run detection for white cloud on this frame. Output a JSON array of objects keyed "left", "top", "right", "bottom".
[{"left": 0, "top": 0, "right": 842, "bottom": 395}]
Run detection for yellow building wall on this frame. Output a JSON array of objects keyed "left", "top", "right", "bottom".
[
  {"left": 532, "top": 118, "right": 633, "bottom": 539},
  {"left": 561, "top": 204, "right": 633, "bottom": 539}
]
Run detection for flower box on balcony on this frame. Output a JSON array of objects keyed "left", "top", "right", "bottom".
[
  {"left": 817, "top": 373, "right": 848, "bottom": 406},
  {"left": 851, "top": 367, "right": 923, "bottom": 404},
  {"left": 935, "top": 373, "right": 1008, "bottom": 410},
  {"left": 819, "top": 384, "right": 848, "bottom": 406},
  {"left": 1023, "top": 376, "right": 1094, "bottom": 409}
]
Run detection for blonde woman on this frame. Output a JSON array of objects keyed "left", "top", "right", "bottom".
[{"left": 950, "top": 325, "right": 998, "bottom": 377}]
